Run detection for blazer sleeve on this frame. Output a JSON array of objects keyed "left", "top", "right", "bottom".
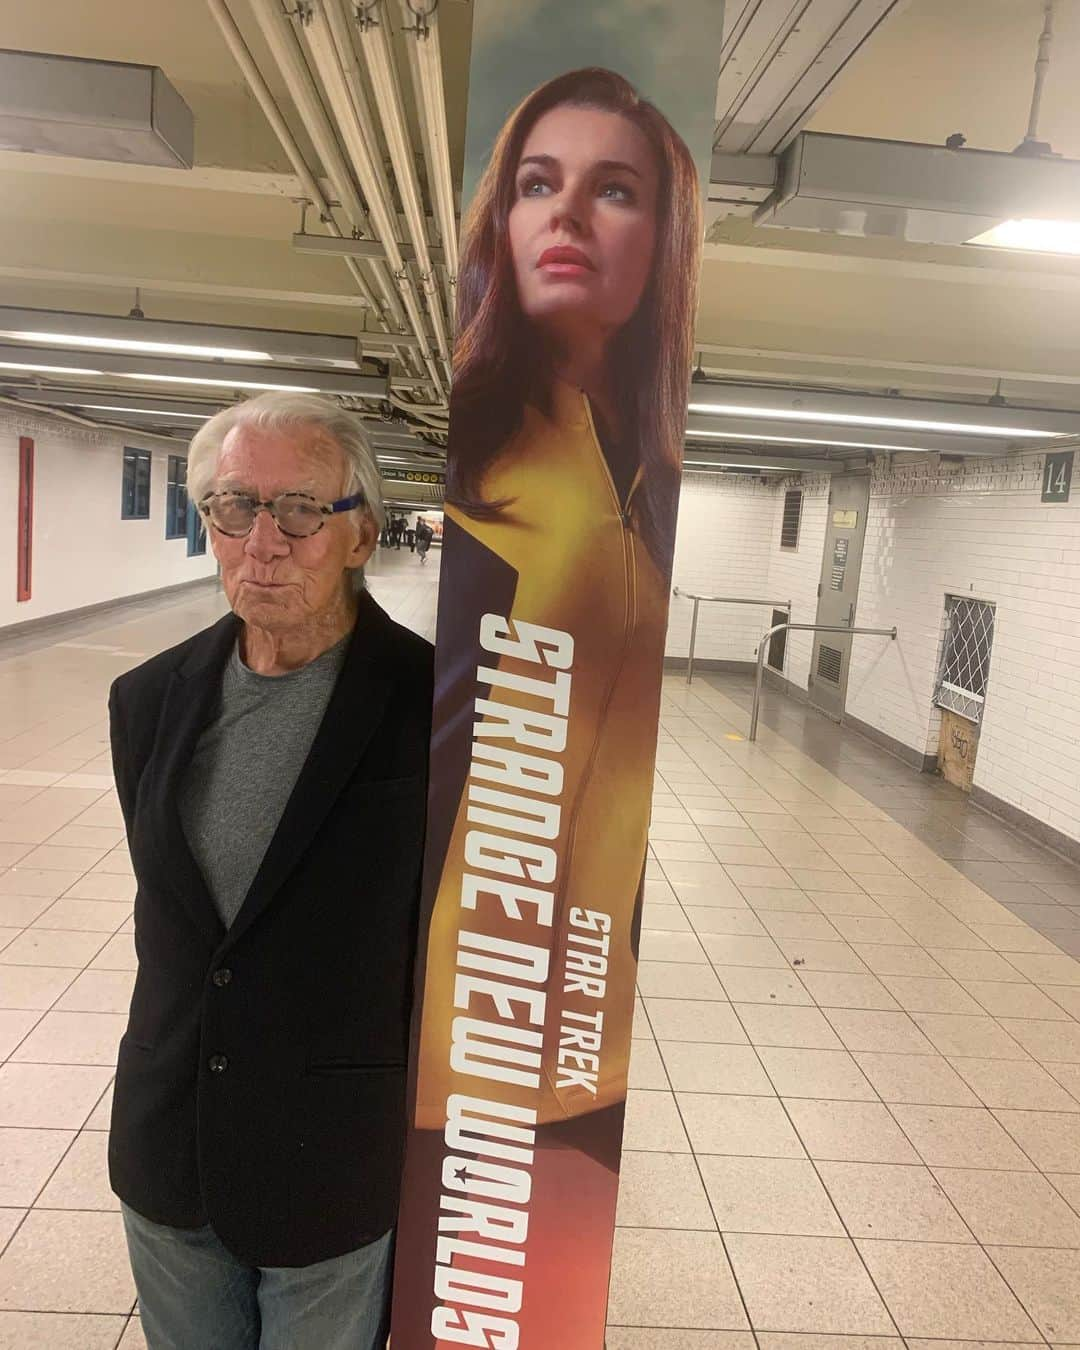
[{"left": 108, "top": 679, "right": 138, "bottom": 842}]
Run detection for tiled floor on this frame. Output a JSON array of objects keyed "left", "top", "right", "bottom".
[{"left": 1, "top": 547, "right": 1080, "bottom": 1348}]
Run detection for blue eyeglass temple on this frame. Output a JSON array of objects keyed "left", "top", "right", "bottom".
[{"left": 329, "top": 491, "right": 365, "bottom": 513}]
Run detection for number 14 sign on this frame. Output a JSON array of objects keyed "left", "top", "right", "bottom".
[{"left": 1042, "top": 450, "right": 1074, "bottom": 503}]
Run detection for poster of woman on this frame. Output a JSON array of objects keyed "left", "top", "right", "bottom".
[{"left": 393, "top": 7, "right": 723, "bottom": 1347}]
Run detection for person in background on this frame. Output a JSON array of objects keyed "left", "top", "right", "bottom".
[
  {"left": 415, "top": 515, "right": 433, "bottom": 563},
  {"left": 405, "top": 522, "right": 416, "bottom": 552},
  {"left": 108, "top": 392, "right": 432, "bottom": 1350}
]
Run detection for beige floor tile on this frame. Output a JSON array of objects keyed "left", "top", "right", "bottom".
[
  {"left": 650, "top": 821, "right": 706, "bottom": 842},
  {"left": 53, "top": 969, "right": 135, "bottom": 1016},
  {"left": 775, "top": 940, "right": 869, "bottom": 974},
  {"left": 0, "top": 1129, "right": 74, "bottom": 1207},
  {"left": 1046, "top": 1061, "right": 1080, "bottom": 1099},
  {"left": 911, "top": 1014, "right": 1030, "bottom": 1060},
  {"left": 1004, "top": 953, "right": 1080, "bottom": 985},
  {"left": 985, "top": 1247, "right": 1080, "bottom": 1341},
  {"left": 785, "top": 1099, "right": 920, "bottom": 1164},
  {"left": 825, "top": 915, "right": 912, "bottom": 945},
  {"left": 740, "top": 888, "right": 819, "bottom": 914},
  {"left": 639, "top": 931, "right": 707, "bottom": 964},
  {"left": 11, "top": 1011, "right": 125, "bottom": 1067},
  {"left": 929, "top": 949, "right": 1031, "bottom": 982},
  {"left": 0, "top": 1064, "right": 113, "bottom": 1129},
  {"left": 17, "top": 846, "right": 109, "bottom": 873},
  {"left": 700, "top": 1155, "right": 843, "bottom": 1237},
  {"left": 799, "top": 972, "right": 900, "bottom": 1011},
  {"left": 117, "top": 1318, "right": 146, "bottom": 1349},
  {"left": 824, "top": 1009, "right": 935, "bottom": 1055},
  {"left": 725, "top": 1233, "right": 894, "bottom": 1334},
  {"left": 0, "top": 966, "right": 77, "bottom": 1014},
  {"left": 933, "top": 1167, "right": 1080, "bottom": 1247},
  {"left": 643, "top": 903, "right": 693, "bottom": 933},
  {"left": 614, "top": 1152, "right": 715, "bottom": 1230},
  {"left": 714, "top": 967, "right": 814, "bottom": 1006},
  {"left": 855, "top": 876, "right": 931, "bottom": 899},
  {"left": 643, "top": 999, "right": 747, "bottom": 1044},
  {"left": 637, "top": 961, "right": 727, "bottom": 999},
  {"left": 0, "top": 871, "right": 82, "bottom": 900},
  {"left": 789, "top": 871, "right": 865, "bottom": 894},
  {"left": 661, "top": 860, "right": 735, "bottom": 889},
  {"left": 963, "top": 981, "right": 1074, "bottom": 1020},
  {"left": 879, "top": 976, "right": 985, "bottom": 1015},
  {"left": 699, "top": 934, "right": 788, "bottom": 968},
  {"left": 660, "top": 1042, "right": 775, "bottom": 1095},
  {"left": 970, "top": 925, "right": 1067, "bottom": 955},
  {"left": 34, "top": 1132, "right": 117, "bottom": 1212},
  {"left": 848, "top": 944, "right": 945, "bottom": 977},
  {"left": 1047, "top": 986, "right": 1080, "bottom": 1019},
  {"left": 87, "top": 933, "right": 137, "bottom": 971},
  {"left": 46, "top": 825, "right": 125, "bottom": 851},
  {"left": 0, "top": 931, "right": 18, "bottom": 953},
  {"left": 83, "top": 1083, "right": 114, "bottom": 1132},
  {"left": 0, "top": 930, "right": 107, "bottom": 969},
  {"left": 757, "top": 913, "right": 841, "bottom": 943},
  {"left": 995, "top": 1109, "right": 1080, "bottom": 1171},
  {"left": 0, "top": 1311, "right": 128, "bottom": 1349},
  {"left": 608, "top": 1228, "right": 748, "bottom": 1330},
  {"left": 758, "top": 1338, "right": 901, "bottom": 1350},
  {"left": 0, "top": 1209, "right": 135, "bottom": 1312},
  {"left": 735, "top": 1004, "right": 842, "bottom": 1050},
  {"left": 677, "top": 1093, "right": 806, "bottom": 1158},
  {"left": 853, "top": 1054, "right": 980, "bottom": 1106},
  {"left": 0, "top": 895, "right": 52, "bottom": 927},
  {"left": 0, "top": 1010, "right": 39, "bottom": 1059},
  {"left": 92, "top": 851, "right": 134, "bottom": 877},
  {"left": 999, "top": 1018, "right": 1080, "bottom": 1063},
  {"left": 759, "top": 1048, "right": 877, "bottom": 1101},
  {"left": 888, "top": 1104, "right": 1035, "bottom": 1170},
  {"left": 856, "top": 1240, "right": 1038, "bottom": 1341},
  {"left": 1048, "top": 1172, "right": 1080, "bottom": 1210},
  {"left": 653, "top": 840, "right": 717, "bottom": 863},
  {"left": 685, "top": 907, "right": 767, "bottom": 936},
  {"left": 64, "top": 873, "right": 136, "bottom": 903},
  {"left": 817, "top": 1161, "right": 973, "bottom": 1242},
  {"left": 32, "top": 899, "right": 130, "bottom": 934},
  {"left": 628, "top": 1039, "right": 668, "bottom": 1090},
  {"left": 623, "top": 1090, "right": 691, "bottom": 1152},
  {"left": 951, "top": 1057, "right": 1080, "bottom": 1111},
  {"left": 606, "top": 1332, "right": 755, "bottom": 1350}
]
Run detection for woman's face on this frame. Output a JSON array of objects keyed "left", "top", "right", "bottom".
[{"left": 508, "top": 104, "right": 659, "bottom": 346}]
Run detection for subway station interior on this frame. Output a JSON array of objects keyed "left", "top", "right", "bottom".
[{"left": 3, "top": 0, "right": 1080, "bottom": 1346}]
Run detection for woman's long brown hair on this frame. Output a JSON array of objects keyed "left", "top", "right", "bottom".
[{"left": 447, "top": 67, "right": 702, "bottom": 572}]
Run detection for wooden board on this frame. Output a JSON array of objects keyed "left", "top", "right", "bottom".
[{"left": 939, "top": 708, "right": 980, "bottom": 792}]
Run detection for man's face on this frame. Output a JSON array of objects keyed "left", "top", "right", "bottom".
[{"left": 208, "top": 422, "right": 375, "bottom": 635}]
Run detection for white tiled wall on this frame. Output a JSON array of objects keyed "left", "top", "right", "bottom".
[
  {"left": 1, "top": 410, "right": 217, "bottom": 630},
  {"left": 668, "top": 451, "right": 1080, "bottom": 847},
  {"left": 667, "top": 472, "right": 777, "bottom": 664}
]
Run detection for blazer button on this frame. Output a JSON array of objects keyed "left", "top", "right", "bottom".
[
  {"left": 208, "top": 1054, "right": 229, "bottom": 1073},
  {"left": 212, "top": 968, "right": 232, "bottom": 987}
]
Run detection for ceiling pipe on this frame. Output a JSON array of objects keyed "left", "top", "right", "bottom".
[
  {"left": 206, "top": 0, "right": 383, "bottom": 315},
  {"left": 350, "top": 0, "right": 452, "bottom": 380},
  {"left": 398, "top": 0, "right": 458, "bottom": 301},
  {"left": 301, "top": 0, "right": 447, "bottom": 397},
  {"left": 246, "top": 0, "right": 409, "bottom": 338}
]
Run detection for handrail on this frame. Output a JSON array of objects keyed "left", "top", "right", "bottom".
[
  {"left": 748, "top": 622, "right": 898, "bottom": 741},
  {"left": 672, "top": 589, "right": 792, "bottom": 685}
]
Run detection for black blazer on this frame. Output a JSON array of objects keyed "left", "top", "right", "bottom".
[{"left": 107, "top": 590, "right": 433, "bottom": 1267}]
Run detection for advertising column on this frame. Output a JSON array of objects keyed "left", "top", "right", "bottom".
[{"left": 393, "top": 5, "right": 724, "bottom": 1346}]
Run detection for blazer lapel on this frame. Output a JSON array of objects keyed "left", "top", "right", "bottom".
[
  {"left": 144, "top": 614, "right": 239, "bottom": 948},
  {"left": 222, "top": 592, "right": 395, "bottom": 950}
]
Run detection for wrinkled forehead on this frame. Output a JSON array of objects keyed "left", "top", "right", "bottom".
[{"left": 214, "top": 421, "right": 347, "bottom": 495}]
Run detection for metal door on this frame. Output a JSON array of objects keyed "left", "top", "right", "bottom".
[{"left": 809, "top": 475, "right": 871, "bottom": 721}]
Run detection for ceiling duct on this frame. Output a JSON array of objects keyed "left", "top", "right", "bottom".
[
  {"left": 0, "top": 49, "right": 193, "bottom": 168},
  {"left": 754, "top": 131, "right": 1080, "bottom": 249}
]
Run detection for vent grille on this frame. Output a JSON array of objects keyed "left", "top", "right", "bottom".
[
  {"left": 934, "top": 597, "right": 995, "bottom": 724},
  {"left": 817, "top": 644, "right": 843, "bottom": 684},
  {"left": 780, "top": 490, "right": 803, "bottom": 549}
]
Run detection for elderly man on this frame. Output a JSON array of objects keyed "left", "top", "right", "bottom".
[{"left": 108, "top": 393, "right": 432, "bottom": 1349}]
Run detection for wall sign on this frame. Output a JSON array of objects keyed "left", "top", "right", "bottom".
[
  {"left": 390, "top": 4, "right": 724, "bottom": 1347},
  {"left": 832, "top": 508, "right": 858, "bottom": 528},
  {"left": 382, "top": 467, "right": 446, "bottom": 484},
  {"left": 1042, "top": 450, "right": 1074, "bottom": 503}
]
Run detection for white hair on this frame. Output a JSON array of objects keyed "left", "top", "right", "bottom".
[{"left": 187, "top": 392, "right": 385, "bottom": 533}]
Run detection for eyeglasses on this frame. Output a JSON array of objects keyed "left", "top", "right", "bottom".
[{"left": 198, "top": 490, "right": 365, "bottom": 539}]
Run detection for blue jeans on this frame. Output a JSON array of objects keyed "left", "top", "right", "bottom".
[{"left": 121, "top": 1203, "right": 393, "bottom": 1350}]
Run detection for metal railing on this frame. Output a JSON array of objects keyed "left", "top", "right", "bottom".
[
  {"left": 749, "top": 622, "right": 898, "bottom": 742},
  {"left": 672, "top": 589, "right": 792, "bottom": 684}
]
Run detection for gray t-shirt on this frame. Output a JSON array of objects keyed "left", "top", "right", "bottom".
[{"left": 178, "top": 631, "right": 350, "bottom": 929}]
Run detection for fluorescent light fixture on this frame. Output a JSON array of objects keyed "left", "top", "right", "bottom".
[
  {"left": 0, "top": 360, "right": 103, "bottom": 375},
  {"left": 967, "top": 218, "right": 1080, "bottom": 255},
  {"left": 687, "top": 402, "right": 1063, "bottom": 439},
  {"left": 124, "top": 373, "right": 321, "bottom": 393},
  {"left": 0, "top": 307, "right": 363, "bottom": 368},
  {"left": 10, "top": 331, "right": 270, "bottom": 361},
  {"left": 686, "top": 428, "right": 932, "bottom": 454},
  {"left": 684, "top": 459, "right": 788, "bottom": 470},
  {"left": 76, "top": 403, "right": 209, "bottom": 420}
]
